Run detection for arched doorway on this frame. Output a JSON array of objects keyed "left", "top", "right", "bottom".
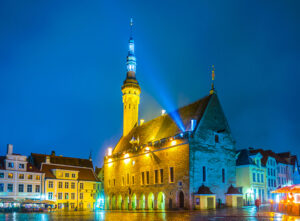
[
  {"left": 148, "top": 192, "right": 154, "bottom": 210},
  {"left": 124, "top": 195, "right": 129, "bottom": 210},
  {"left": 106, "top": 196, "right": 110, "bottom": 209},
  {"left": 117, "top": 195, "right": 122, "bottom": 209},
  {"left": 111, "top": 195, "right": 116, "bottom": 209},
  {"left": 157, "top": 192, "right": 165, "bottom": 210},
  {"left": 179, "top": 191, "right": 184, "bottom": 208},
  {"left": 139, "top": 194, "right": 145, "bottom": 209},
  {"left": 131, "top": 194, "right": 137, "bottom": 209}
]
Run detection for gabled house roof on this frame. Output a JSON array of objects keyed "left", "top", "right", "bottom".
[
  {"left": 236, "top": 149, "right": 255, "bottom": 166},
  {"left": 113, "top": 94, "right": 213, "bottom": 154},
  {"left": 249, "top": 149, "right": 294, "bottom": 166},
  {"left": 0, "top": 155, "right": 41, "bottom": 173}
]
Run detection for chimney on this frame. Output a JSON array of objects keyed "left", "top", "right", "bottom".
[
  {"left": 7, "top": 144, "right": 13, "bottom": 155},
  {"left": 45, "top": 156, "right": 50, "bottom": 164},
  {"left": 51, "top": 151, "right": 55, "bottom": 156},
  {"left": 161, "top": 110, "right": 166, "bottom": 116},
  {"left": 140, "top": 119, "right": 144, "bottom": 126},
  {"left": 190, "top": 119, "right": 196, "bottom": 131}
]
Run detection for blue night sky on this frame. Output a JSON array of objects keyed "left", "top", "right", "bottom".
[{"left": 0, "top": 1, "right": 299, "bottom": 167}]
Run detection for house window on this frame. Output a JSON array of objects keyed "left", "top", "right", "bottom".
[
  {"left": 113, "top": 179, "right": 115, "bottom": 186},
  {"left": 58, "top": 182, "right": 63, "bottom": 188},
  {"left": 36, "top": 175, "right": 40, "bottom": 180},
  {"left": 80, "top": 183, "right": 84, "bottom": 189},
  {"left": 65, "top": 193, "right": 69, "bottom": 199},
  {"left": 71, "top": 182, "right": 75, "bottom": 189},
  {"left": 203, "top": 166, "right": 206, "bottom": 182},
  {"left": 160, "top": 169, "right": 164, "bottom": 183},
  {"left": 146, "top": 171, "right": 150, "bottom": 185},
  {"left": 48, "top": 192, "right": 53, "bottom": 200},
  {"left": 7, "top": 184, "right": 13, "bottom": 192},
  {"left": 80, "top": 193, "right": 83, "bottom": 199},
  {"left": 19, "top": 164, "right": 25, "bottom": 169},
  {"left": 28, "top": 175, "right": 33, "bottom": 180},
  {"left": 71, "top": 193, "right": 75, "bottom": 199},
  {"left": 141, "top": 172, "right": 145, "bottom": 185},
  {"left": 18, "top": 184, "right": 24, "bottom": 192},
  {"left": 257, "top": 173, "right": 260, "bottom": 183},
  {"left": 222, "top": 168, "right": 225, "bottom": 183},
  {"left": 8, "top": 162, "right": 14, "bottom": 168},
  {"left": 169, "top": 167, "right": 174, "bottom": 183},
  {"left": 65, "top": 182, "right": 69, "bottom": 189},
  {"left": 19, "top": 174, "right": 24, "bottom": 179},
  {"left": 215, "top": 134, "right": 219, "bottom": 143},
  {"left": 0, "top": 183, "right": 4, "bottom": 192},
  {"left": 72, "top": 173, "right": 76, "bottom": 178},
  {"left": 122, "top": 176, "right": 125, "bottom": 186},
  {"left": 71, "top": 203, "right": 75, "bottom": 209},
  {"left": 261, "top": 174, "right": 264, "bottom": 183},
  {"left": 132, "top": 175, "right": 135, "bottom": 185},
  {"left": 0, "top": 173, "right": 4, "bottom": 178},
  {"left": 127, "top": 173, "right": 130, "bottom": 185},
  {"left": 253, "top": 173, "right": 256, "bottom": 182},
  {"left": 27, "top": 184, "right": 32, "bottom": 192},
  {"left": 65, "top": 173, "right": 69, "bottom": 178},
  {"left": 58, "top": 193, "right": 63, "bottom": 200},
  {"left": 35, "top": 185, "right": 40, "bottom": 193},
  {"left": 8, "top": 173, "right": 13, "bottom": 179},
  {"left": 154, "top": 170, "right": 158, "bottom": 184},
  {"left": 48, "top": 181, "right": 53, "bottom": 188}
]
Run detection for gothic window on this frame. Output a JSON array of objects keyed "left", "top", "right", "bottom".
[
  {"left": 222, "top": 168, "right": 225, "bottom": 183},
  {"left": 160, "top": 169, "right": 164, "bottom": 183},
  {"left": 203, "top": 166, "right": 206, "bottom": 182},
  {"left": 215, "top": 134, "right": 219, "bottom": 143},
  {"left": 169, "top": 167, "right": 174, "bottom": 183}
]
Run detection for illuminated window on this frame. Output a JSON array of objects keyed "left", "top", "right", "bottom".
[
  {"left": 58, "top": 193, "right": 63, "bottom": 200},
  {"left": 169, "top": 167, "right": 174, "bottom": 183},
  {"left": 65, "top": 193, "right": 69, "bottom": 200},
  {"left": 0, "top": 183, "right": 4, "bottom": 192},
  {"left": 8, "top": 173, "right": 13, "bottom": 179},
  {"left": 80, "top": 183, "right": 84, "bottom": 189},
  {"left": 58, "top": 182, "right": 63, "bottom": 188},
  {"left": 65, "top": 173, "right": 69, "bottom": 178},
  {"left": 36, "top": 175, "right": 40, "bottom": 180},
  {"left": 7, "top": 184, "right": 13, "bottom": 192},
  {"left": 28, "top": 175, "right": 33, "bottom": 180},
  {"left": 48, "top": 181, "right": 53, "bottom": 188},
  {"left": 141, "top": 172, "right": 145, "bottom": 185},
  {"left": 65, "top": 182, "right": 69, "bottom": 189},
  {"left": 18, "top": 184, "right": 24, "bottom": 192},
  {"left": 154, "top": 170, "right": 158, "bottom": 184},
  {"left": 8, "top": 162, "right": 14, "bottom": 168},
  {"left": 35, "top": 185, "right": 40, "bottom": 193},
  {"left": 19, "top": 164, "right": 25, "bottom": 169},
  {"left": 0, "top": 173, "right": 4, "bottom": 178},
  {"left": 27, "top": 184, "right": 32, "bottom": 192},
  {"left": 48, "top": 192, "right": 53, "bottom": 200},
  {"left": 202, "top": 167, "right": 206, "bottom": 182},
  {"left": 71, "top": 203, "right": 75, "bottom": 209},
  {"left": 146, "top": 171, "right": 150, "bottom": 185},
  {"left": 160, "top": 169, "right": 164, "bottom": 183},
  {"left": 19, "top": 174, "right": 24, "bottom": 179},
  {"left": 71, "top": 182, "right": 75, "bottom": 189},
  {"left": 71, "top": 193, "right": 75, "bottom": 200},
  {"left": 222, "top": 168, "right": 225, "bottom": 183}
]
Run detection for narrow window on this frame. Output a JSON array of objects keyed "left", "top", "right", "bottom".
[
  {"left": 253, "top": 173, "right": 256, "bottom": 182},
  {"left": 127, "top": 173, "right": 129, "bottom": 185},
  {"left": 203, "top": 166, "right": 206, "bottom": 182},
  {"left": 146, "top": 171, "right": 150, "bottom": 185},
  {"left": 169, "top": 167, "right": 174, "bottom": 183},
  {"left": 122, "top": 176, "right": 125, "bottom": 186},
  {"left": 257, "top": 173, "right": 260, "bottom": 183},
  {"left": 132, "top": 175, "right": 135, "bottom": 185},
  {"left": 215, "top": 135, "right": 219, "bottom": 143},
  {"left": 261, "top": 174, "right": 264, "bottom": 183},
  {"left": 222, "top": 168, "right": 225, "bottom": 183},
  {"left": 113, "top": 179, "right": 115, "bottom": 186},
  {"left": 154, "top": 170, "right": 158, "bottom": 184},
  {"left": 141, "top": 172, "right": 145, "bottom": 185},
  {"left": 160, "top": 169, "right": 164, "bottom": 183}
]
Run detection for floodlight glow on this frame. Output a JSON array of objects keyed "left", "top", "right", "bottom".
[{"left": 107, "top": 147, "right": 113, "bottom": 156}]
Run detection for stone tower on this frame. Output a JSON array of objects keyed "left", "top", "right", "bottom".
[{"left": 122, "top": 18, "right": 141, "bottom": 136}]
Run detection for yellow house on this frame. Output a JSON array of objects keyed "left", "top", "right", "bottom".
[{"left": 30, "top": 151, "right": 101, "bottom": 210}]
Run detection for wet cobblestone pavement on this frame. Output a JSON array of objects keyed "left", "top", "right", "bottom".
[{"left": 0, "top": 206, "right": 299, "bottom": 221}]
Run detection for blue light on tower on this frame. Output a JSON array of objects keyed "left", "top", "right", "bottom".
[{"left": 126, "top": 18, "right": 136, "bottom": 74}]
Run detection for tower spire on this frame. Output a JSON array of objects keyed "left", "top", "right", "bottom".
[
  {"left": 210, "top": 65, "right": 215, "bottom": 95},
  {"left": 126, "top": 18, "right": 136, "bottom": 78}
]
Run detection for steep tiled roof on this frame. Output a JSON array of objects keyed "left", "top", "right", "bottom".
[
  {"left": 226, "top": 185, "right": 242, "bottom": 194},
  {"left": 31, "top": 153, "right": 93, "bottom": 169},
  {"left": 249, "top": 149, "right": 293, "bottom": 166},
  {"left": 41, "top": 164, "right": 99, "bottom": 182},
  {"left": 197, "top": 184, "right": 214, "bottom": 194},
  {"left": 113, "top": 94, "right": 213, "bottom": 153},
  {"left": 236, "top": 149, "right": 255, "bottom": 166}
]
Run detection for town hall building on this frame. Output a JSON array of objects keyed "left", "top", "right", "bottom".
[{"left": 103, "top": 20, "right": 237, "bottom": 210}]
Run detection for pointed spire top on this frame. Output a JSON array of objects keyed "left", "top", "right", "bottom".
[
  {"left": 210, "top": 65, "right": 216, "bottom": 95},
  {"left": 130, "top": 18, "right": 134, "bottom": 38}
]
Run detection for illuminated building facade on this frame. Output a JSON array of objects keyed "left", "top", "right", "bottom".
[
  {"left": 30, "top": 152, "right": 101, "bottom": 210},
  {"left": 103, "top": 20, "right": 236, "bottom": 210},
  {"left": 0, "top": 144, "right": 44, "bottom": 203}
]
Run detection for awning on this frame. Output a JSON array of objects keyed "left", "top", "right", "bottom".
[{"left": 272, "top": 185, "right": 300, "bottom": 194}]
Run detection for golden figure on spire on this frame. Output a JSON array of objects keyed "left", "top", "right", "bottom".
[{"left": 210, "top": 65, "right": 215, "bottom": 95}]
